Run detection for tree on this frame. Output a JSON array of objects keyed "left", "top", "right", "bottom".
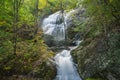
[
  {"left": 13, "top": 0, "right": 23, "bottom": 55},
  {"left": 34, "top": 0, "right": 39, "bottom": 34}
]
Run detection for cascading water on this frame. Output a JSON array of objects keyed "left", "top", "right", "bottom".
[
  {"left": 42, "top": 10, "right": 82, "bottom": 80},
  {"left": 42, "top": 10, "right": 76, "bottom": 41},
  {"left": 42, "top": 11, "right": 66, "bottom": 41},
  {"left": 54, "top": 41, "right": 82, "bottom": 80}
]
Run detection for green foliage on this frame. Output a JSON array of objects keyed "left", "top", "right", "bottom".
[
  {"left": 72, "top": 0, "right": 120, "bottom": 79},
  {"left": 0, "top": 30, "right": 55, "bottom": 78},
  {"left": 19, "top": 0, "right": 36, "bottom": 26},
  {"left": 73, "top": 0, "right": 120, "bottom": 38},
  {"left": 38, "top": 0, "right": 78, "bottom": 17},
  {"left": 0, "top": 0, "right": 56, "bottom": 79},
  {"left": 0, "top": 0, "right": 13, "bottom": 28},
  {"left": 0, "top": 0, "right": 119, "bottom": 79}
]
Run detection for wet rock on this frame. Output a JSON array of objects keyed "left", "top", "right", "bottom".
[{"left": 72, "top": 33, "right": 120, "bottom": 80}]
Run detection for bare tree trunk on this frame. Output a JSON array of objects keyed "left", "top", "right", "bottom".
[
  {"left": 13, "top": 0, "right": 21, "bottom": 55},
  {"left": 34, "top": 0, "right": 39, "bottom": 34},
  {"left": 13, "top": 0, "right": 23, "bottom": 55},
  {"left": 13, "top": 0, "right": 17, "bottom": 55}
]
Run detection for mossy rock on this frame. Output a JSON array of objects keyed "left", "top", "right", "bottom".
[{"left": 86, "top": 78, "right": 104, "bottom": 80}]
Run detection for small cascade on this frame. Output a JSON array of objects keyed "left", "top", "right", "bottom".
[
  {"left": 42, "top": 10, "right": 82, "bottom": 80},
  {"left": 42, "top": 10, "right": 76, "bottom": 41},
  {"left": 42, "top": 11, "right": 65, "bottom": 41},
  {"left": 54, "top": 41, "right": 82, "bottom": 80}
]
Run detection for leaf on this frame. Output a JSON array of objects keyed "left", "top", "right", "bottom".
[
  {"left": 4, "top": 66, "right": 11, "bottom": 70},
  {"left": 0, "top": 21, "right": 6, "bottom": 26},
  {"left": 109, "top": 0, "right": 113, "bottom": 3},
  {"left": 39, "top": 0, "right": 47, "bottom": 9}
]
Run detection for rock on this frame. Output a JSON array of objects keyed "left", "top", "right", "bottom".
[
  {"left": 43, "top": 34, "right": 55, "bottom": 47},
  {"left": 107, "top": 73, "right": 117, "bottom": 80},
  {"left": 72, "top": 32, "right": 120, "bottom": 80}
]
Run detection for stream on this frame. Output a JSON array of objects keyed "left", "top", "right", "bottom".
[
  {"left": 42, "top": 10, "right": 82, "bottom": 80},
  {"left": 54, "top": 41, "right": 82, "bottom": 80}
]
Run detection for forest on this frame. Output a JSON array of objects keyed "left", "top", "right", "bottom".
[{"left": 0, "top": 0, "right": 120, "bottom": 80}]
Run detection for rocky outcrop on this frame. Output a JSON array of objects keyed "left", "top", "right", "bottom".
[{"left": 72, "top": 32, "right": 120, "bottom": 80}]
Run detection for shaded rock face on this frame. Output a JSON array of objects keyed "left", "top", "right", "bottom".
[
  {"left": 72, "top": 32, "right": 120, "bottom": 80},
  {"left": 43, "top": 34, "right": 67, "bottom": 47},
  {"left": 43, "top": 34, "right": 55, "bottom": 47},
  {"left": 67, "top": 8, "right": 86, "bottom": 46},
  {"left": 17, "top": 24, "right": 35, "bottom": 39}
]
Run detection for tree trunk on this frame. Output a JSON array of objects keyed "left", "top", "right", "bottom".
[
  {"left": 34, "top": 0, "right": 39, "bottom": 34},
  {"left": 13, "top": 0, "right": 20, "bottom": 55}
]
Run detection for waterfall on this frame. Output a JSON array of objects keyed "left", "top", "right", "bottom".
[
  {"left": 42, "top": 11, "right": 65, "bottom": 41},
  {"left": 42, "top": 10, "right": 76, "bottom": 41},
  {"left": 42, "top": 10, "right": 82, "bottom": 80},
  {"left": 54, "top": 41, "right": 82, "bottom": 80}
]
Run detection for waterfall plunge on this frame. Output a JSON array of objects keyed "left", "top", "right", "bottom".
[
  {"left": 42, "top": 11, "right": 65, "bottom": 41},
  {"left": 42, "top": 10, "right": 82, "bottom": 80},
  {"left": 42, "top": 10, "right": 76, "bottom": 41}
]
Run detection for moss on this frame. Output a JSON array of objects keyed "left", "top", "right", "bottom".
[
  {"left": 80, "top": 38, "right": 93, "bottom": 46},
  {"left": 86, "top": 78, "right": 104, "bottom": 80},
  {"left": 72, "top": 31, "right": 120, "bottom": 80}
]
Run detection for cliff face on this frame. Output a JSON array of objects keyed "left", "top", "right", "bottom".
[{"left": 72, "top": 31, "right": 120, "bottom": 80}]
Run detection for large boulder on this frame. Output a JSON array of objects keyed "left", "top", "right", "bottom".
[{"left": 72, "top": 32, "right": 120, "bottom": 80}]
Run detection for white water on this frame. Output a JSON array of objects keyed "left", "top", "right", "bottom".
[
  {"left": 42, "top": 10, "right": 82, "bottom": 80},
  {"left": 42, "top": 10, "right": 76, "bottom": 41},
  {"left": 54, "top": 41, "right": 82, "bottom": 80},
  {"left": 42, "top": 11, "right": 65, "bottom": 41}
]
